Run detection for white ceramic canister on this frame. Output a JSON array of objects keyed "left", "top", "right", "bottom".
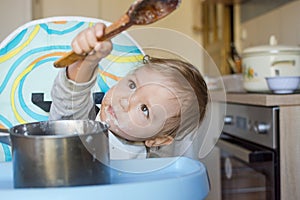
[{"left": 242, "top": 36, "right": 300, "bottom": 92}]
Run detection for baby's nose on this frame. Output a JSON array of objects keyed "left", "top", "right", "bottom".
[{"left": 120, "top": 98, "right": 129, "bottom": 111}]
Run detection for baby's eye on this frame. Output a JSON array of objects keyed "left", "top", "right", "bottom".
[
  {"left": 141, "top": 104, "right": 149, "bottom": 118},
  {"left": 128, "top": 80, "right": 136, "bottom": 89}
]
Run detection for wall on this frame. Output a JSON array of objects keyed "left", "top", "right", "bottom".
[
  {"left": 0, "top": 0, "right": 32, "bottom": 41},
  {"left": 32, "top": 0, "right": 100, "bottom": 19},
  {"left": 239, "top": 0, "right": 300, "bottom": 49},
  {"left": 98, "top": 0, "right": 203, "bottom": 44},
  {"left": 29, "top": 0, "right": 203, "bottom": 45}
]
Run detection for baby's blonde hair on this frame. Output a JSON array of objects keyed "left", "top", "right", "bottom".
[{"left": 142, "top": 56, "right": 208, "bottom": 140}]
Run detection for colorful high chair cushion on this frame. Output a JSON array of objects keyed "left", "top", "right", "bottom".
[
  {"left": 0, "top": 143, "right": 11, "bottom": 162},
  {"left": 0, "top": 16, "right": 144, "bottom": 162}
]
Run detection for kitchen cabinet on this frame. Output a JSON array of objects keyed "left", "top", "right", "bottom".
[
  {"left": 222, "top": 92, "right": 300, "bottom": 200},
  {"left": 204, "top": 0, "right": 294, "bottom": 22},
  {"left": 201, "top": 2, "right": 232, "bottom": 75}
]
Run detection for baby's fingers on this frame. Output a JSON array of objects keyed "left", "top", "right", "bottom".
[
  {"left": 72, "top": 35, "right": 91, "bottom": 55},
  {"left": 85, "top": 27, "right": 98, "bottom": 51},
  {"left": 94, "top": 40, "right": 113, "bottom": 58},
  {"left": 94, "top": 23, "right": 106, "bottom": 39},
  {"left": 72, "top": 27, "right": 97, "bottom": 55}
]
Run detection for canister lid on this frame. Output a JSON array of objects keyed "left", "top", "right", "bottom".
[{"left": 242, "top": 35, "right": 300, "bottom": 56}]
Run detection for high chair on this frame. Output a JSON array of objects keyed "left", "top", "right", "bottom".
[
  {"left": 0, "top": 17, "right": 209, "bottom": 200},
  {"left": 0, "top": 16, "right": 144, "bottom": 129}
]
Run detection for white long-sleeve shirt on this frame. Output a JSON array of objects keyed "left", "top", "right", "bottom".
[{"left": 49, "top": 69, "right": 146, "bottom": 160}]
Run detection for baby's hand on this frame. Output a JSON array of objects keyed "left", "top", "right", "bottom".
[
  {"left": 71, "top": 23, "right": 112, "bottom": 61},
  {"left": 66, "top": 23, "right": 112, "bottom": 82}
]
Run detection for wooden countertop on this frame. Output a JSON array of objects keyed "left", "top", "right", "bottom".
[
  {"left": 211, "top": 91, "right": 300, "bottom": 106},
  {"left": 226, "top": 92, "right": 300, "bottom": 106}
]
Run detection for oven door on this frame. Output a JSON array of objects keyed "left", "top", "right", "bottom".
[{"left": 217, "top": 135, "right": 279, "bottom": 200}]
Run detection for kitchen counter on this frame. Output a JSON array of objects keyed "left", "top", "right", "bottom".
[
  {"left": 213, "top": 91, "right": 300, "bottom": 200},
  {"left": 225, "top": 92, "right": 300, "bottom": 106}
]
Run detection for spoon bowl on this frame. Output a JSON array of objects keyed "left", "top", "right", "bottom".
[
  {"left": 128, "top": 0, "right": 180, "bottom": 25},
  {"left": 54, "top": 0, "right": 181, "bottom": 68}
]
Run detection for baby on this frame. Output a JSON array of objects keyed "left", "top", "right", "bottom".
[{"left": 49, "top": 23, "right": 208, "bottom": 159}]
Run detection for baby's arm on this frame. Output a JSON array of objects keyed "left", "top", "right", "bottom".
[
  {"left": 49, "top": 68, "right": 97, "bottom": 120},
  {"left": 49, "top": 23, "right": 112, "bottom": 120}
]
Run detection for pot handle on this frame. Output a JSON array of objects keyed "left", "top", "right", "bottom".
[{"left": 271, "top": 60, "right": 295, "bottom": 67}]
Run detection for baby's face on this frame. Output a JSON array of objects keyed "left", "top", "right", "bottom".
[{"left": 100, "top": 67, "right": 180, "bottom": 142}]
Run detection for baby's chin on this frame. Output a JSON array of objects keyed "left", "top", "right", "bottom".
[{"left": 105, "top": 124, "right": 144, "bottom": 142}]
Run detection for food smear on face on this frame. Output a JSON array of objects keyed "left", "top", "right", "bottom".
[{"left": 104, "top": 106, "right": 120, "bottom": 129}]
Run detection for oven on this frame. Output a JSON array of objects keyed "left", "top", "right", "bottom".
[{"left": 217, "top": 103, "right": 280, "bottom": 200}]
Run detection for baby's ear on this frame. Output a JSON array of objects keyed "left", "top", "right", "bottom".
[{"left": 145, "top": 135, "right": 174, "bottom": 147}]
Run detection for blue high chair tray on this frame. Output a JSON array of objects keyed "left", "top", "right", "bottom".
[{"left": 0, "top": 157, "right": 209, "bottom": 200}]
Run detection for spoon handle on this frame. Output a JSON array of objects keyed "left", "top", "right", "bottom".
[{"left": 54, "top": 15, "right": 131, "bottom": 68}]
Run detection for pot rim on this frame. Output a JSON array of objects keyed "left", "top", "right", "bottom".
[
  {"left": 9, "top": 131, "right": 102, "bottom": 139},
  {"left": 9, "top": 120, "right": 109, "bottom": 139}
]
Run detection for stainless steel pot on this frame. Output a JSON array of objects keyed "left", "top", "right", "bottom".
[
  {"left": 7, "top": 120, "right": 110, "bottom": 188},
  {"left": 242, "top": 36, "right": 300, "bottom": 92}
]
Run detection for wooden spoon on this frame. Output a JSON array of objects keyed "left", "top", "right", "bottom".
[{"left": 53, "top": 0, "right": 181, "bottom": 68}]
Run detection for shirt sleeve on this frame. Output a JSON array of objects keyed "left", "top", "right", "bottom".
[{"left": 49, "top": 68, "right": 98, "bottom": 120}]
